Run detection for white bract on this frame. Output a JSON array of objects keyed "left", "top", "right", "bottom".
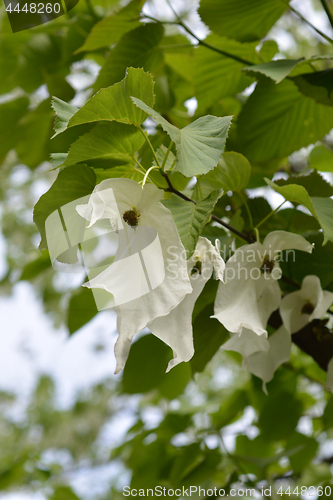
[
  {"left": 213, "top": 231, "right": 314, "bottom": 336},
  {"left": 246, "top": 326, "right": 292, "bottom": 394},
  {"left": 76, "top": 178, "right": 192, "bottom": 374},
  {"left": 222, "top": 328, "right": 269, "bottom": 368},
  {"left": 280, "top": 275, "right": 333, "bottom": 334},
  {"left": 149, "top": 237, "right": 225, "bottom": 371},
  {"left": 223, "top": 326, "right": 291, "bottom": 393}
]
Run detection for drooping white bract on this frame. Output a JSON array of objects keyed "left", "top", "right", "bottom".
[
  {"left": 222, "top": 328, "right": 270, "bottom": 368},
  {"left": 213, "top": 231, "right": 314, "bottom": 336},
  {"left": 280, "top": 275, "right": 333, "bottom": 334},
  {"left": 149, "top": 237, "right": 225, "bottom": 372},
  {"left": 223, "top": 326, "right": 291, "bottom": 393},
  {"left": 76, "top": 178, "right": 192, "bottom": 374},
  {"left": 246, "top": 326, "right": 291, "bottom": 394}
]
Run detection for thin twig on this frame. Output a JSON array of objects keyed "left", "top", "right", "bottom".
[
  {"left": 162, "top": 172, "right": 253, "bottom": 243},
  {"left": 142, "top": 12, "right": 253, "bottom": 66},
  {"left": 255, "top": 201, "right": 286, "bottom": 230},
  {"left": 211, "top": 214, "right": 253, "bottom": 243},
  {"left": 320, "top": 0, "right": 333, "bottom": 29},
  {"left": 289, "top": 4, "right": 333, "bottom": 44}
]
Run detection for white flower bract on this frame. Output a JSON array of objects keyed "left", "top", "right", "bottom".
[
  {"left": 149, "top": 237, "right": 225, "bottom": 371},
  {"left": 213, "top": 231, "right": 313, "bottom": 336},
  {"left": 280, "top": 275, "right": 333, "bottom": 334},
  {"left": 76, "top": 178, "right": 192, "bottom": 374}
]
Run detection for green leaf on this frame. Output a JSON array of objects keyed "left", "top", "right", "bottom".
[
  {"left": 51, "top": 97, "right": 78, "bottom": 137},
  {"left": 243, "top": 58, "right": 303, "bottom": 84},
  {"left": 292, "top": 68, "right": 333, "bottom": 107},
  {"left": 258, "top": 391, "right": 303, "bottom": 441},
  {"left": 280, "top": 234, "right": 333, "bottom": 289},
  {"left": 198, "top": 0, "right": 288, "bottom": 42},
  {"left": 158, "top": 362, "right": 192, "bottom": 400},
  {"left": 50, "top": 486, "right": 80, "bottom": 500},
  {"left": 285, "top": 432, "right": 318, "bottom": 474},
  {"left": 132, "top": 97, "right": 232, "bottom": 176},
  {"left": 67, "top": 286, "right": 98, "bottom": 335},
  {"left": 94, "top": 165, "right": 143, "bottom": 183},
  {"left": 309, "top": 145, "right": 333, "bottom": 172},
  {"left": 312, "top": 197, "right": 333, "bottom": 245},
  {"left": 191, "top": 304, "right": 229, "bottom": 374},
  {"left": 122, "top": 334, "right": 190, "bottom": 397},
  {"left": 20, "top": 251, "right": 52, "bottom": 281},
  {"left": 197, "top": 152, "right": 251, "bottom": 196},
  {"left": 238, "top": 79, "right": 333, "bottom": 163},
  {"left": 265, "top": 178, "right": 316, "bottom": 215},
  {"left": 322, "top": 396, "right": 333, "bottom": 430},
  {"left": 243, "top": 56, "right": 333, "bottom": 84},
  {"left": 153, "top": 144, "right": 176, "bottom": 171},
  {"left": 15, "top": 99, "right": 54, "bottom": 169},
  {"left": 33, "top": 165, "right": 96, "bottom": 251},
  {"left": 63, "top": 122, "right": 145, "bottom": 167},
  {"left": 0, "top": 96, "right": 30, "bottom": 159},
  {"left": 265, "top": 178, "right": 333, "bottom": 244},
  {"left": 235, "top": 435, "right": 276, "bottom": 477},
  {"left": 163, "top": 190, "right": 223, "bottom": 258},
  {"left": 212, "top": 389, "right": 249, "bottom": 429},
  {"left": 94, "top": 23, "right": 164, "bottom": 91},
  {"left": 273, "top": 171, "right": 333, "bottom": 198},
  {"left": 193, "top": 36, "right": 259, "bottom": 108},
  {"left": 76, "top": 0, "right": 144, "bottom": 53},
  {"left": 45, "top": 74, "right": 75, "bottom": 102},
  {"left": 67, "top": 67, "right": 155, "bottom": 129},
  {"left": 170, "top": 443, "right": 205, "bottom": 484}
]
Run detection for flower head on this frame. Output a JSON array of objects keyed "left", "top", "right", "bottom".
[
  {"left": 213, "top": 231, "right": 313, "bottom": 336},
  {"left": 76, "top": 178, "right": 192, "bottom": 373},
  {"left": 280, "top": 275, "right": 333, "bottom": 334}
]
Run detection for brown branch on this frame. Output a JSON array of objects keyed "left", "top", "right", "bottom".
[{"left": 162, "top": 172, "right": 253, "bottom": 243}]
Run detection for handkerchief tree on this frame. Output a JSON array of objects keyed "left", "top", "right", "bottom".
[{"left": 2, "top": 0, "right": 333, "bottom": 496}]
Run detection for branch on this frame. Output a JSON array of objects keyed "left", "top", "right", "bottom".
[
  {"left": 210, "top": 214, "right": 254, "bottom": 243},
  {"left": 320, "top": 0, "right": 333, "bottom": 29},
  {"left": 141, "top": 12, "right": 253, "bottom": 66},
  {"left": 289, "top": 4, "right": 333, "bottom": 44},
  {"left": 162, "top": 172, "right": 253, "bottom": 243}
]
